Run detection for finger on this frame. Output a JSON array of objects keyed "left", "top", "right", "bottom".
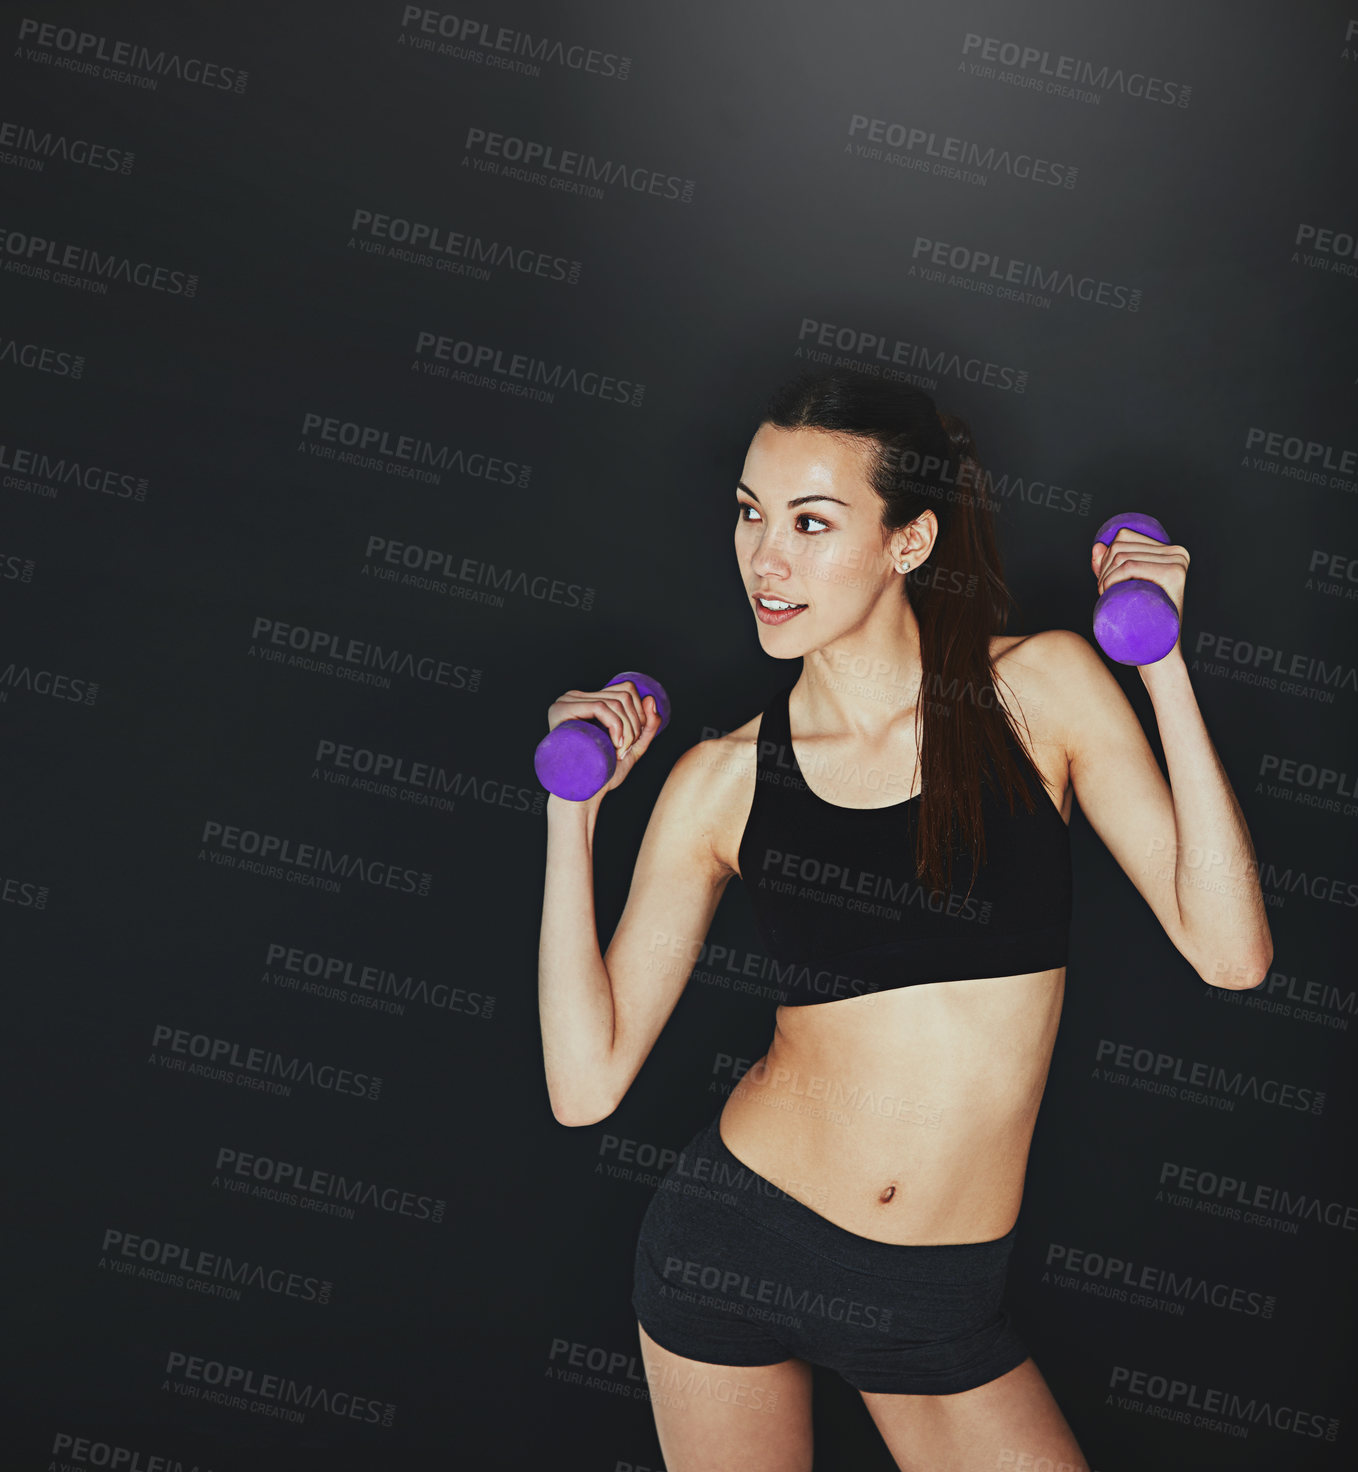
[
  {"left": 594, "top": 694, "right": 642, "bottom": 749},
  {"left": 629, "top": 698, "right": 662, "bottom": 757},
  {"left": 610, "top": 696, "right": 644, "bottom": 752},
  {"left": 1106, "top": 546, "right": 1185, "bottom": 562},
  {"left": 1100, "top": 558, "right": 1154, "bottom": 594},
  {"left": 573, "top": 691, "right": 635, "bottom": 749},
  {"left": 549, "top": 691, "right": 639, "bottom": 749},
  {"left": 1107, "top": 528, "right": 1170, "bottom": 551},
  {"left": 590, "top": 699, "right": 628, "bottom": 748},
  {"left": 553, "top": 691, "right": 600, "bottom": 733},
  {"left": 621, "top": 693, "right": 664, "bottom": 759},
  {"left": 616, "top": 694, "right": 646, "bottom": 749},
  {"left": 1107, "top": 536, "right": 1189, "bottom": 574},
  {"left": 1099, "top": 560, "right": 1183, "bottom": 598},
  {"left": 607, "top": 681, "right": 645, "bottom": 748}
]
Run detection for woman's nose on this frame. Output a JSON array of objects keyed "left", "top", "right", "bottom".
[{"left": 749, "top": 530, "right": 789, "bottom": 576}]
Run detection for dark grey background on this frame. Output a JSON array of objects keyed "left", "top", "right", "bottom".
[{"left": 2, "top": 1, "right": 1355, "bottom": 1467}]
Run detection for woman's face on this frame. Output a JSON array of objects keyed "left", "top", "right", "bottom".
[{"left": 734, "top": 424, "right": 924, "bottom": 656}]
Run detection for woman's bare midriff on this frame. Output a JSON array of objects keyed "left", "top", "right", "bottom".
[
  {"left": 711, "top": 634, "right": 1071, "bottom": 1247},
  {"left": 716, "top": 968, "right": 1066, "bottom": 1246}
]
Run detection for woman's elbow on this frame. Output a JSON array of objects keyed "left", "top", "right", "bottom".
[
  {"left": 1199, "top": 944, "right": 1272, "bottom": 991},
  {"left": 550, "top": 1090, "right": 620, "bottom": 1128}
]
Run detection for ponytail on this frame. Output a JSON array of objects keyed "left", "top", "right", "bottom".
[{"left": 761, "top": 369, "right": 1053, "bottom": 897}]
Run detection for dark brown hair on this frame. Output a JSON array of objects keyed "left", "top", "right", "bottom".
[{"left": 759, "top": 365, "right": 1053, "bottom": 896}]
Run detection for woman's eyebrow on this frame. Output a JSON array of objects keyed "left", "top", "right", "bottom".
[{"left": 737, "top": 481, "right": 850, "bottom": 508}]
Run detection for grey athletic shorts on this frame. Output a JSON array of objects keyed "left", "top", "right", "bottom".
[{"left": 632, "top": 1109, "right": 1031, "bottom": 1395}]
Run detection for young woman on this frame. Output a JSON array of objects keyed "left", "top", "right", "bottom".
[{"left": 537, "top": 367, "right": 1272, "bottom": 1472}]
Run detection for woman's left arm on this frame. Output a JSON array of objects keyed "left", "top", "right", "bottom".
[
  {"left": 1033, "top": 529, "right": 1273, "bottom": 990},
  {"left": 1133, "top": 645, "right": 1274, "bottom": 988}
]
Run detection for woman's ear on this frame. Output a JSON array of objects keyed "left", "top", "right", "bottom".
[{"left": 909, "top": 511, "right": 940, "bottom": 567}]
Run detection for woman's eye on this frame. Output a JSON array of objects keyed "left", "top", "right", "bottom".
[{"left": 736, "top": 503, "right": 829, "bottom": 533}]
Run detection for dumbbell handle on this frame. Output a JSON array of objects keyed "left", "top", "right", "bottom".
[
  {"left": 534, "top": 671, "right": 671, "bottom": 801},
  {"left": 1091, "top": 513, "right": 1179, "bottom": 666}
]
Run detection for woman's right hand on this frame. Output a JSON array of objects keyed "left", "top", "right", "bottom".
[{"left": 545, "top": 680, "right": 664, "bottom": 799}]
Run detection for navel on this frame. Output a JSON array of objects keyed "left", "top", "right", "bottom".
[{"left": 878, "top": 1184, "right": 897, "bottom": 1204}]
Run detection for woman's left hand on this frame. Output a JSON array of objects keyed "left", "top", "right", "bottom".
[{"left": 1091, "top": 528, "right": 1190, "bottom": 621}]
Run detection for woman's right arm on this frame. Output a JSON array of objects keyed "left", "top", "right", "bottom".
[{"left": 539, "top": 739, "right": 735, "bottom": 1127}]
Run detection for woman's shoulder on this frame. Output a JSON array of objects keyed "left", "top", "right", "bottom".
[
  {"left": 659, "top": 691, "right": 776, "bottom": 806},
  {"left": 658, "top": 708, "right": 767, "bottom": 876},
  {"left": 669, "top": 706, "right": 765, "bottom": 798},
  {"left": 989, "top": 629, "right": 1102, "bottom": 735},
  {"left": 991, "top": 628, "right": 1100, "bottom": 680}
]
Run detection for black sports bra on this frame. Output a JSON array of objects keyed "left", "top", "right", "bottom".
[{"left": 736, "top": 682, "right": 1072, "bottom": 1006}]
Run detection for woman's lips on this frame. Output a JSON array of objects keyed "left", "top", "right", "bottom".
[{"left": 753, "top": 595, "right": 808, "bottom": 625}]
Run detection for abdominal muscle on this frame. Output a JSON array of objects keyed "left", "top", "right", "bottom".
[{"left": 716, "top": 965, "right": 1067, "bottom": 1246}]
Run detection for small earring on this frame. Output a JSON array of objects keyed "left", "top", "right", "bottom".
[{"left": 897, "top": 561, "right": 910, "bottom": 573}]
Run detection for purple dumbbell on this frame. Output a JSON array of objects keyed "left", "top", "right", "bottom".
[
  {"left": 534, "top": 671, "right": 672, "bottom": 800},
  {"left": 1092, "top": 512, "right": 1179, "bottom": 666}
]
